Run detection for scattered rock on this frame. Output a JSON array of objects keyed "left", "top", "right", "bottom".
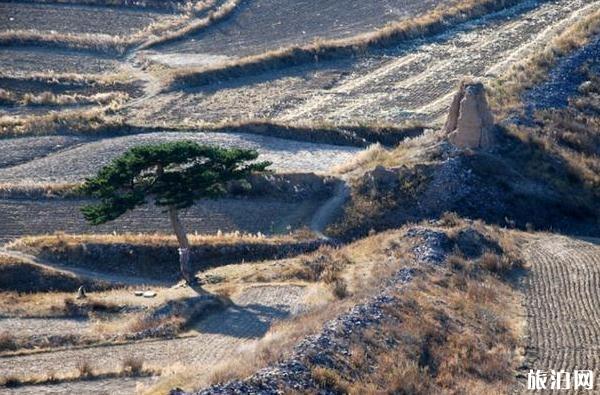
[{"left": 444, "top": 81, "right": 495, "bottom": 149}]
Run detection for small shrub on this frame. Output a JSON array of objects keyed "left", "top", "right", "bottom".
[
  {"left": 331, "top": 279, "right": 349, "bottom": 299},
  {"left": 122, "top": 356, "right": 144, "bottom": 375},
  {"left": 1, "top": 376, "right": 22, "bottom": 388},
  {"left": 312, "top": 366, "right": 348, "bottom": 392},
  {"left": 0, "top": 332, "right": 18, "bottom": 352},
  {"left": 76, "top": 359, "right": 94, "bottom": 378}
]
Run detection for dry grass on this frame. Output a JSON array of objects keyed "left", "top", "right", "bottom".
[
  {"left": 346, "top": 271, "right": 522, "bottom": 394},
  {"left": 9, "top": 231, "right": 300, "bottom": 250},
  {"left": 0, "top": 0, "right": 222, "bottom": 55},
  {"left": 0, "top": 355, "right": 159, "bottom": 388},
  {"left": 139, "top": 0, "right": 241, "bottom": 50},
  {"left": 142, "top": 229, "right": 418, "bottom": 393},
  {"left": 0, "top": 30, "right": 132, "bottom": 55},
  {"left": 0, "top": 90, "right": 128, "bottom": 107},
  {"left": 0, "top": 290, "right": 126, "bottom": 319},
  {"left": 0, "top": 103, "right": 127, "bottom": 137},
  {"left": 0, "top": 70, "right": 133, "bottom": 86},
  {"left": 489, "top": 8, "right": 600, "bottom": 114},
  {"left": 144, "top": 223, "right": 525, "bottom": 394},
  {"left": 0, "top": 182, "right": 80, "bottom": 198},
  {"left": 166, "top": 0, "right": 523, "bottom": 88}
]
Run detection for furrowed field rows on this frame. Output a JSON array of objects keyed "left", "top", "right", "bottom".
[
  {"left": 0, "top": 132, "right": 360, "bottom": 183},
  {"left": 0, "top": 198, "right": 323, "bottom": 243},
  {"left": 153, "top": 0, "right": 446, "bottom": 61},
  {"left": 0, "top": 284, "right": 308, "bottom": 394},
  {"left": 0, "top": 48, "right": 122, "bottom": 76},
  {"left": 135, "top": 0, "right": 600, "bottom": 125},
  {"left": 0, "top": 3, "right": 165, "bottom": 35},
  {"left": 523, "top": 236, "right": 600, "bottom": 389}
]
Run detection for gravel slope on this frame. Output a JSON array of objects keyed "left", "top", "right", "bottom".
[
  {"left": 0, "top": 284, "right": 309, "bottom": 394},
  {"left": 522, "top": 236, "right": 600, "bottom": 391}
]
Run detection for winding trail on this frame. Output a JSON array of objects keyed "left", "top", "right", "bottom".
[
  {"left": 309, "top": 180, "right": 349, "bottom": 240},
  {"left": 0, "top": 247, "right": 168, "bottom": 286},
  {"left": 521, "top": 235, "right": 600, "bottom": 391}
]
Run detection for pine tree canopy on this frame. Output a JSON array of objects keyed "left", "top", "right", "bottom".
[{"left": 80, "top": 141, "right": 271, "bottom": 225}]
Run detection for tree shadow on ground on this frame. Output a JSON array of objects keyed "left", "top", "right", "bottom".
[{"left": 193, "top": 302, "right": 292, "bottom": 339}]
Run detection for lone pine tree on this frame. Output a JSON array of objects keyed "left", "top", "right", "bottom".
[{"left": 80, "top": 141, "right": 270, "bottom": 284}]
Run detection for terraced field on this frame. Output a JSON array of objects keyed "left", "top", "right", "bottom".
[
  {"left": 136, "top": 0, "right": 600, "bottom": 126},
  {"left": 0, "top": 132, "right": 359, "bottom": 184},
  {"left": 522, "top": 236, "right": 600, "bottom": 390},
  {"left": 0, "top": 48, "right": 122, "bottom": 76},
  {"left": 152, "top": 0, "right": 447, "bottom": 61},
  {"left": 0, "top": 284, "right": 309, "bottom": 394},
  {"left": 0, "top": 197, "right": 323, "bottom": 243},
  {"left": 0, "top": 2, "right": 165, "bottom": 35}
]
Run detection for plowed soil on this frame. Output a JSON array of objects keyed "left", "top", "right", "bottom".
[
  {"left": 156, "top": 0, "right": 447, "bottom": 59},
  {"left": 0, "top": 132, "right": 360, "bottom": 183},
  {"left": 0, "top": 3, "right": 164, "bottom": 35},
  {"left": 0, "top": 197, "right": 323, "bottom": 243},
  {"left": 135, "top": 0, "right": 600, "bottom": 125},
  {"left": 521, "top": 236, "right": 600, "bottom": 391},
  {"left": 0, "top": 284, "right": 309, "bottom": 395},
  {"left": 0, "top": 48, "right": 122, "bottom": 76}
]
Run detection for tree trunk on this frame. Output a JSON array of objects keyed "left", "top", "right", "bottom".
[{"left": 168, "top": 206, "right": 193, "bottom": 284}]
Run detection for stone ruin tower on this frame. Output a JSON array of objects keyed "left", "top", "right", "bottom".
[{"left": 444, "top": 80, "right": 495, "bottom": 149}]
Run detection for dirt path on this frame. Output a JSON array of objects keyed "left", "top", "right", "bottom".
[
  {"left": 0, "top": 284, "right": 309, "bottom": 394},
  {"left": 0, "top": 248, "right": 168, "bottom": 286},
  {"left": 521, "top": 235, "right": 600, "bottom": 390},
  {"left": 309, "top": 180, "right": 349, "bottom": 240}
]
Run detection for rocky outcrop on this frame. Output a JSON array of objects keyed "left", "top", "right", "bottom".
[{"left": 444, "top": 81, "right": 495, "bottom": 149}]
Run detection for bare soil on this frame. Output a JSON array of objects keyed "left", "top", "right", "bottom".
[
  {"left": 0, "top": 48, "right": 122, "bottom": 76},
  {"left": 0, "top": 284, "right": 310, "bottom": 393},
  {"left": 0, "top": 197, "right": 323, "bottom": 243},
  {"left": 133, "top": 0, "right": 600, "bottom": 126},
  {"left": 0, "top": 3, "right": 165, "bottom": 35},
  {"left": 521, "top": 236, "right": 600, "bottom": 391},
  {"left": 0, "top": 132, "right": 360, "bottom": 183},
  {"left": 155, "top": 0, "right": 448, "bottom": 60}
]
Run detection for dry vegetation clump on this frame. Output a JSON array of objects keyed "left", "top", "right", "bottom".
[
  {"left": 139, "top": 0, "right": 241, "bottom": 50},
  {"left": 166, "top": 0, "right": 523, "bottom": 88},
  {"left": 0, "top": 103, "right": 127, "bottom": 137},
  {"left": 343, "top": 270, "right": 522, "bottom": 394},
  {"left": 489, "top": 8, "right": 600, "bottom": 114},
  {"left": 0, "top": 355, "right": 159, "bottom": 389},
  {"left": 0, "top": 30, "right": 132, "bottom": 55},
  {"left": 0, "top": 89, "right": 128, "bottom": 107},
  {"left": 8, "top": 232, "right": 320, "bottom": 280},
  {"left": 142, "top": 229, "right": 418, "bottom": 393},
  {"left": 0, "top": 182, "right": 80, "bottom": 199},
  {"left": 0, "top": 291, "right": 122, "bottom": 319},
  {"left": 0, "top": 70, "right": 133, "bottom": 87},
  {"left": 19, "top": 91, "right": 129, "bottom": 107}
]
